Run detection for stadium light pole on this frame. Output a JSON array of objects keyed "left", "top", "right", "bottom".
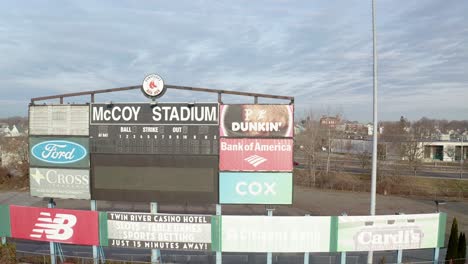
[{"left": 368, "top": 0, "right": 378, "bottom": 263}]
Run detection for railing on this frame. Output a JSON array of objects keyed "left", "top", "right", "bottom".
[{"left": 11, "top": 249, "right": 467, "bottom": 264}]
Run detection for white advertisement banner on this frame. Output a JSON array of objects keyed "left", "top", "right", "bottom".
[
  {"left": 29, "top": 105, "right": 89, "bottom": 136},
  {"left": 107, "top": 212, "right": 212, "bottom": 251},
  {"left": 337, "top": 214, "right": 441, "bottom": 252},
  {"left": 221, "top": 216, "right": 331, "bottom": 252},
  {"left": 29, "top": 168, "right": 90, "bottom": 199}
]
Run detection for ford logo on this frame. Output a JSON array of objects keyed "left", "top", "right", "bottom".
[{"left": 31, "top": 140, "right": 87, "bottom": 164}]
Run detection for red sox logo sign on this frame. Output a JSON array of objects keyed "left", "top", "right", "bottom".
[{"left": 142, "top": 74, "right": 166, "bottom": 99}]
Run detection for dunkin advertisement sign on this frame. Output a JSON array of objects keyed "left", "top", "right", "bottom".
[
  {"left": 9, "top": 205, "right": 99, "bottom": 245},
  {"left": 220, "top": 105, "right": 293, "bottom": 137},
  {"left": 220, "top": 138, "right": 293, "bottom": 171}
]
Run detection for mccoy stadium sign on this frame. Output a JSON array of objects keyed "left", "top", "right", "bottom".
[{"left": 90, "top": 103, "right": 218, "bottom": 125}]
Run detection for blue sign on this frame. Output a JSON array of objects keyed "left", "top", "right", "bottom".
[
  {"left": 219, "top": 172, "right": 293, "bottom": 204},
  {"left": 30, "top": 137, "right": 89, "bottom": 168}
]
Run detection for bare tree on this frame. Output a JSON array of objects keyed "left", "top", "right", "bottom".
[
  {"left": 357, "top": 150, "right": 371, "bottom": 169},
  {"left": 445, "top": 145, "right": 457, "bottom": 162},
  {"left": 322, "top": 108, "right": 342, "bottom": 176},
  {"left": 0, "top": 136, "right": 29, "bottom": 175},
  {"left": 400, "top": 139, "right": 424, "bottom": 176},
  {"left": 296, "top": 113, "right": 322, "bottom": 187}
]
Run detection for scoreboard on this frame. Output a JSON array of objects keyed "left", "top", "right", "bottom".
[
  {"left": 90, "top": 103, "right": 219, "bottom": 155},
  {"left": 89, "top": 103, "right": 220, "bottom": 203}
]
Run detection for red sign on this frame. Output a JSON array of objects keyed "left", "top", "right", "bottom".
[
  {"left": 9, "top": 205, "right": 99, "bottom": 246},
  {"left": 219, "top": 138, "right": 293, "bottom": 171}
]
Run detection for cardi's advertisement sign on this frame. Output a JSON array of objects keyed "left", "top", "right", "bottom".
[
  {"left": 220, "top": 105, "right": 293, "bottom": 137},
  {"left": 219, "top": 172, "right": 292, "bottom": 204},
  {"left": 106, "top": 212, "right": 213, "bottom": 251},
  {"left": 337, "top": 213, "right": 446, "bottom": 251},
  {"left": 29, "top": 137, "right": 89, "bottom": 168},
  {"left": 219, "top": 138, "right": 293, "bottom": 171},
  {"left": 9, "top": 205, "right": 99, "bottom": 246}
]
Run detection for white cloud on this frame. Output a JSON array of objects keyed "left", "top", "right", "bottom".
[{"left": 0, "top": 0, "right": 467, "bottom": 121}]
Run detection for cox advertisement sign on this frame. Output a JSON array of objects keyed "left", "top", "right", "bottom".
[
  {"left": 220, "top": 138, "right": 293, "bottom": 171},
  {"left": 9, "top": 205, "right": 99, "bottom": 245},
  {"left": 219, "top": 172, "right": 292, "bottom": 204},
  {"left": 220, "top": 104, "right": 293, "bottom": 137},
  {"left": 29, "top": 168, "right": 90, "bottom": 199},
  {"left": 29, "top": 137, "right": 89, "bottom": 168}
]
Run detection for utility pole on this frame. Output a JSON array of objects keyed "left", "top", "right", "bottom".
[
  {"left": 461, "top": 135, "right": 464, "bottom": 179},
  {"left": 327, "top": 124, "right": 331, "bottom": 176},
  {"left": 369, "top": 0, "right": 378, "bottom": 263}
]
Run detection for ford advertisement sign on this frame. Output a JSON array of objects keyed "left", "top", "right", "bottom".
[{"left": 29, "top": 137, "right": 90, "bottom": 168}]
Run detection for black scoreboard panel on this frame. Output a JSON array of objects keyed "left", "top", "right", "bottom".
[
  {"left": 91, "top": 154, "right": 218, "bottom": 203},
  {"left": 90, "top": 125, "right": 218, "bottom": 155}
]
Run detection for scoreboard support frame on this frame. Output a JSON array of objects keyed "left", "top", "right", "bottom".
[{"left": 31, "top": 84, "right": 294, "bottom": 105}]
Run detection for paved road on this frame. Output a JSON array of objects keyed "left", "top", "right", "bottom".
[
  {"left": 2, "top": 189, "right": 464, "bottom": 263},
  {"left": 294, "top": 156, "right": 466, "bottom": 179},
  {"left": 295, "top": 163, "right": 466, "bottom": 179}
]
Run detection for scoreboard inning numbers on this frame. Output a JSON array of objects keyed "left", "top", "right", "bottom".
[{"left": 90, "top": 125, "right": 218, "bottom": 155}]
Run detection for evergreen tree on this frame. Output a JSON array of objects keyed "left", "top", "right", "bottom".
[
  {"left": 456, "top": 233, "right": 466, "bottom": 264},
  {"left": 446, "top": 218, "right": 459, "bottom": 262}
]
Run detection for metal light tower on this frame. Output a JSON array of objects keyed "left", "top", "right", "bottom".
[{"left": 368, "top": 0, "right": 378, "bottom": 263}]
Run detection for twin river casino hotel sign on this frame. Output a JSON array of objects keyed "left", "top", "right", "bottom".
[{"left": 107, "top": 212, "right": 213, "bottom": 251}]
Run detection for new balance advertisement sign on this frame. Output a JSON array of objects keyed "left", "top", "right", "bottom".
[
  {"left": 219, "top": 138, "right": 293, "bottom": 171},
  {"left": 29, "top": 168, "right": 90, "bottom": 199},
  {"left": 220, "top": 104, "right": 293, "bottom": 137},
  {"left": 9, "top": 205, "right": 99, "bottom": 245}
]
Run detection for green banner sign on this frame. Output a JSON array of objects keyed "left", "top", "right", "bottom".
[{"left": 0, "top": 205, "right": 11, "bottom": 237}]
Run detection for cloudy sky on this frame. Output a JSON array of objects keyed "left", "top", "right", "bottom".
[{"left": 0, "top": 0, "right": 467, "bottom": 122}]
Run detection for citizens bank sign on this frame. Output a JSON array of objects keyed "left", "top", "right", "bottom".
[{"left": 29, "top": 137, "right": 89, "bottom": 168}]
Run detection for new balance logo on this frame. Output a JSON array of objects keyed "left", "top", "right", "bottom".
[
  {"left": 244, "top": 155, "right": 268, "bottom": 167},
  {"left": 30, "top": 212, "right": 77, "bottom": 240}
]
